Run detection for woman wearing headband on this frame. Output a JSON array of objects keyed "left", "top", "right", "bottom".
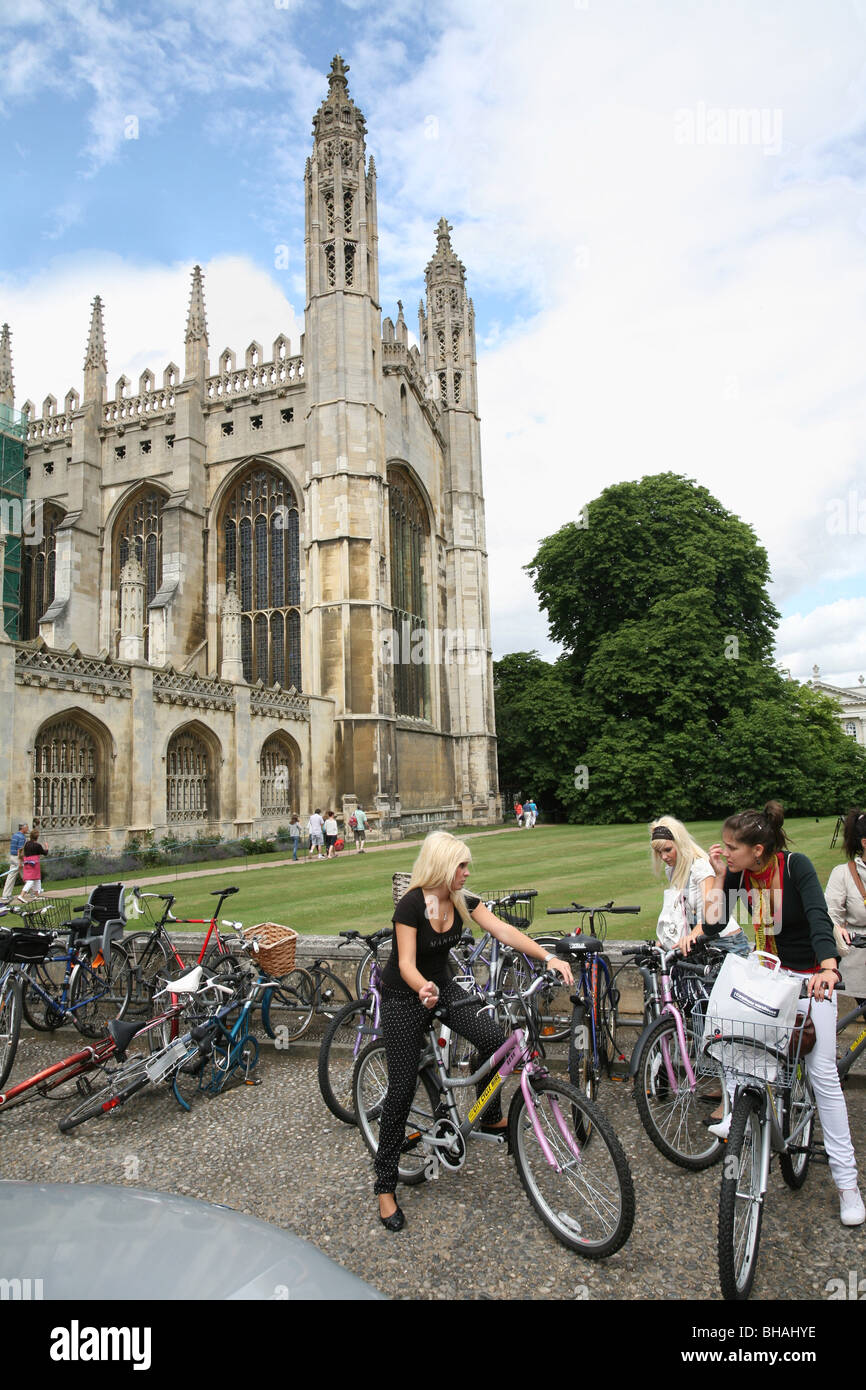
[
  {"left": 650, "top": 817, "right": 749, "bottom": 956},
  {"left": 700, "top": 800, "right": 864, "bottom": 1226}
]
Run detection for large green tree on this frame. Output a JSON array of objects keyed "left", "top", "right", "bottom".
[
  {"left": 492, "top": 651, "right": 580, "bottom": 816},
  {"left": 519, "top": 473, "right": 865, "bottom": 822}
]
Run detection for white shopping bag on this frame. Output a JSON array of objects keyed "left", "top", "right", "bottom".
[
  {"left": 703, "top": 950, "right": 801, "bottom": 1045},
  {"left": 656, "top": 888, "right": 687, "bottom": 947}
]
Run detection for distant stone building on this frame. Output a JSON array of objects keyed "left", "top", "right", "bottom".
[
  {"left": 0, "top": 57, "right": 499, "bottom": 849},
  {"left": 810, "top": 667, "right": 866, "bottom": 748}
]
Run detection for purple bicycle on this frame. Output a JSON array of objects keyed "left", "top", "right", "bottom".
[{"left": 352, "top": 972, "right": 635, "bottom": 1258}]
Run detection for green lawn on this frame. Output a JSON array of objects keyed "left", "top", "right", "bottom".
[{"left": 43, "top": 817, "right": 844, "bottom": 940}]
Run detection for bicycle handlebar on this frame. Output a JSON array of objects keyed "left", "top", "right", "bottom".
[{"left": 546, "top": 903, "right": 640, "bottom": 915}]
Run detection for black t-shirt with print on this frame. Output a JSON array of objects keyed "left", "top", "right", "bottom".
[{"left": 381, "top": 887, "right": 481, "bottom": 994}]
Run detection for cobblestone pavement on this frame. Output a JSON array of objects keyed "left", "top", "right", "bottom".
[{"left": 3, "top": 1024, "right": 865, "bottom": 1303}]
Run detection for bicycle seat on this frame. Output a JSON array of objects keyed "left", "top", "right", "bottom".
[
  {"left": 555, "top": 935, "right": 604, "bottom": 956},
  {"left": 155, "top": 965, "right": 205, "bottom": 996},
  {"left": 107, "top": 1018, "right": 145, "bottom": 1059}
]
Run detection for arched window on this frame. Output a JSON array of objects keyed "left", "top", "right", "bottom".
[
  {"left": 112, "top": 487, "right": 165, "bottom": 658},
  {"left": 166, "top": 727, "right": 211, "bottom": 824},
  {"left": 33, "top": 716, "right": 97, "bottom": 829},
  {"left": 260, "top": 733, "right": 299, "bottom": 817},
  {"left": 388, "top": 465, "right": 429, "bottom": 719},
  {"left": 220, "top": 465, "right": 301, "bottom": 689},
  {"left": 20, "top": 503, "right": 64, "bottom": 640}
]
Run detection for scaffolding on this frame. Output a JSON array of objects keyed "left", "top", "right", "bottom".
[{"left": 0, "top": 403, "right": 27, "bottom": 641}]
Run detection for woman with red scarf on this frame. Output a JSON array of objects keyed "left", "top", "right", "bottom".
[{"left": 697, "top": 800, "right": 864, "bottom": 1226}]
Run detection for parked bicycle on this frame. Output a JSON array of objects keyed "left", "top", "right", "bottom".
[
  {"left": 352, "top": 971, "right": 636, "bottom": 1258},
  {"left": 0, "top": 963, "right": 224, "bottom": 1119},
  {"left": 58, "top": 965, "right": 237, "bottom": 1132},
  {"left": 122, "top": 885, "right": 242, "bottom": 1019},
  {"left": 545, "top": 902, "right": 640, "bottom": 1102},
  {"left": 318, "top": 928, "right": 392, "bottom": 1124},
  {"left": 705, "top": 994, "right": 820, "bottom": 1300},
  {"left": 626, "top": 939, "right": 726, "bottom": 1169}
]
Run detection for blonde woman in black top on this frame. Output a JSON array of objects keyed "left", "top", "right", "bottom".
[{"left": 374, "top": 831, "right": 573, "bottom": 1231}]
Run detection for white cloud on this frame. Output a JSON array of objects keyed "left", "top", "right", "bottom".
[
  {"left": 777, "top": 599, "right": 866, "bottom": 687},
  {"left": 1, "top": 255, "right": 303, "bottom": 408}
]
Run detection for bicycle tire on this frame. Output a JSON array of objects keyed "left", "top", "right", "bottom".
[
  {"left": 122, "top": 933, "right": 175, "bottom": 1023},
  {"left": 353, "top": 1039, "right": 440, "bottom": 1185},
  {"left": 318, "top": 998, "right": 376, "bottom": 1125},
  {"left": 58, "top": 1057, "right": 150, "bottom": 1133},
  {"left": 779, "top": 1064, "right": 815, "bottom": 1190},
  {"left": 172, "top": 1027, "right": 217, "bottom": 1111},
  {"left": 633, "top": 1012, "right": 723, "bottom": 1170},
  {"left": 0, "top": 977, "right": 23, "bottom": 1090},
  {"left": 529, "top": 935, "right": 571, "bottom": 1042},
  {"left": 508, "top": 1074, "right": 635, "bottom": 1258},
  {"left": 595, "top": 956, "right": 619, "bottom": 1072},
  {"left": 313, "top": 966, "right": 353, "bottom": 1016},
  {"left": 69, "top": 945, "right": 132, "bottom": 1039},
  {"left": 20, "top": 958, "right": 67, "bottom": 1031},
  {"left": 354, "top": 936, "right": 393, "bottom": 997},
  {"left": 718, "top": 1090, "right": 764, "bottom": 1300},
  {"left": 261, "top": 967, "right": 315, "bottom": 1041}
]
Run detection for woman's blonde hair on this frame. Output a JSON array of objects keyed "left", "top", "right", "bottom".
[
  {"left": 649, "top": 815, "right": 708, "bottom": 893},
  {"left": 408, "top": 831, "right": 474, "bottom": 924}
]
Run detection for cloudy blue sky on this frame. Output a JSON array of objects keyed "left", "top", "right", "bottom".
[{"left": 2, "top": 0, "right": 866, "bottom": 685}]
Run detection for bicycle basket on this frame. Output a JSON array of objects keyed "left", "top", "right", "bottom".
[
  {"left": 699, "top": 1012, "right": 811, "bottom": 1089},
  {"left": 486, "top": 890, "right": 536, "bottom": 930},
  {"left": 0, "top": 926, "right": 54, "bottom": 964},
  {"left": 243, "top": 922, "right": 297, "bottom": 977}
]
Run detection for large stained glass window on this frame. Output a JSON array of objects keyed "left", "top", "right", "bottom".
[
  {"left": 112, "top": 487, "right": 165, "bottom": 659},
  {"left": 388, "top": 465, "right": 428, "bottom": 719},
  {"left": 33, "top": 716, "right": 97, "bottom": 829},
  {"left": 221, "top": 466, "right": 301, "bottom": 688},
  {"left": 20, "top": 503, "right": 64, "bottom": 640}
]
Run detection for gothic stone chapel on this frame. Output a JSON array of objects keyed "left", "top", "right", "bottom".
[{"left": 0, "top": 57, "right": 499, "bottom": 850}]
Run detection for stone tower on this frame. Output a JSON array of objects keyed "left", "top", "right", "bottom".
[{"left": 303, "top": 54, "right": 389, "bottom": 807}]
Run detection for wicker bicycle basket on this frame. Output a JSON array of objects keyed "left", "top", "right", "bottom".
[{"left": 243, "top": 922, "right": 297, "bottom": 977}]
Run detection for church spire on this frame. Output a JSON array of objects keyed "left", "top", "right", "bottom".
[
  {"left": 0, "top": 323, "right": 13, "bottom": 410},
  {"left": 83, "top": 295, "right": 107, "bottom": 402},
  {"left": 423, "top": 218, "right": 475, "bottom": 411},
  {"left": 184, "top": 264, "right": 209, "bottom": 377}
]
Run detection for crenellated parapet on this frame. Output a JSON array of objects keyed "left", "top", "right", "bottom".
[
  {"left": 15, "top": 645, "right": 132, "bottom": 699},
  {"left": 204, "top": 352, "right": 304, "bottom": 406},
  {"left": 153, "top": 666, "right": 236, "bottom": 712},
  {"left": 249, "top": 681, "right": 311, "bottom": 722}
]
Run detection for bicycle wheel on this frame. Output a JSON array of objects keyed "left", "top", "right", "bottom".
[
  {"left": 353, "top": 1039, "right": 440, "bottom": 1186},
  {"left": 718, "top": 1090, "right": 765, "bottom": 1300},
  {"left": 20, "top": 958, "right": 66, "bottom": 1031},
  {"left": 779, "top": 1065, "right": 815, "bottom": 1190},
  {"left": 530, "top": 935, "right": 571, "bottom": 1042},
  {"left": 69, "top": 945, "right": 132, "bottom": 1039},
  {"left": 568, "top": 999, "right": 596, "bottom": 1107},
  {"left": 508, "top": 1075, "right": 635, "bottom": 1258},
  {"left": 318, "top": 998, "right": 377, "bottom": 1125},
  {"left": 313, "top": 966, "right": 353, "bottom": 1017},
  {"left": 122, "top": 933, "right": 174, "bottom": 1022},
  {"left": 261, "top": 967, "right": 315, "bottom": 1041},
  {"left": 58, "top": 1057, "right": 150, "bottom": 1133},
  {"left": 355, "top": 938, "right": 393, "bottom": 997},
  {"left": 595, "top": 958, "right": 619, "bottom": 1072},
  {"left": 0, "top": 977, "right": 23, "bottom": 1090},
  {"left": 172, "top": 1024, "right": 218, "bottom": 1111},
  {"left": 633, "top": 1013, "right": 723, "bottom": 1170}
]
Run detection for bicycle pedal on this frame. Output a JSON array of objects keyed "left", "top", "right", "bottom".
[{"left": 244, "top": 1077, "right": 261, "bottom": 1086}]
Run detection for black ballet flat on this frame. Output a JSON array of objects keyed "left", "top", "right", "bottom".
[{"left": 379, "top": 1203, "right": 405, "bottom": 1232}]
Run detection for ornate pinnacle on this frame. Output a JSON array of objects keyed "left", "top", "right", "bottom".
[
  {"left": 185, "top": 265, "right": 208, "bottom": 344},
  {"left": 83, "top": 296, "right": 107, "bottom": 371},
  {"left": 0, "top": 324, "right": 13, "bottom": 405},
  {"left": 435, "top": 217, "right": 454, "bottom": 255},
  {"left": 329, "top": 53, "right": 350, "bottom": 91}
]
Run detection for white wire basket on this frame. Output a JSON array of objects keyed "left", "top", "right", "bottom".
[{"left": 700, "top": 1012, "right": 810, "bottom": 1088}]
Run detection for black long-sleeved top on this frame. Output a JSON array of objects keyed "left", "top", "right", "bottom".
[{"left": 704, "top": 851, "right": 838, "bottom": 972}]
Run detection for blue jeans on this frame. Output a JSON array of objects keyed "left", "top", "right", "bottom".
[{"left": 714, "top": 929, "right": 750, "bottom": 957}]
